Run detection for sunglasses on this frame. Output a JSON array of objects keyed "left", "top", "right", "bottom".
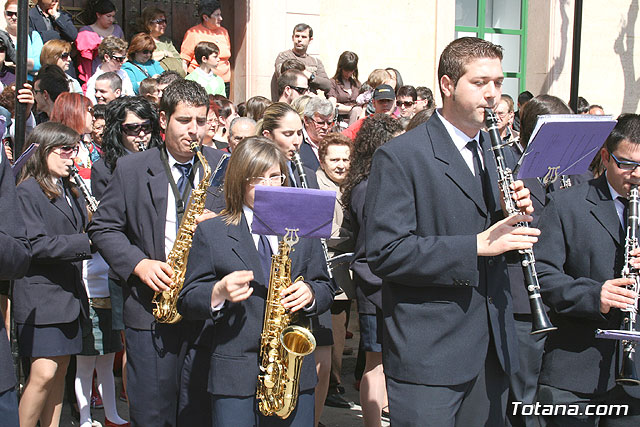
[
  {"left": 289, "top": 85, "right": 308, "bottom": 95},
  {"left": 396, "top": 101, "right": 415, "bottom": 108},
  {"left": 151, "top": 18, "right": 167, "bottom": 25},
  {"left": 0, "top": 45, "right": 5, "bottom": 53},
  {"left": 5, "top": 11, "right": 16, "bottom": 18},
  {"left": 122, "top": 121, "right": 152, "bottom": 136},
  {"left": 60, "top": 52, "right": 70, "bottom": 60},
  {"left": 55, "top": 145, "right": 79, "bottom": 159},
  {"left": 110, "top": 54, "right": 126, "bottom": 63}
]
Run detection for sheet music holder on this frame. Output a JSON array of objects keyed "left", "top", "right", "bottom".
[
  {"left": 11, "top": 143, "right": 38, "bottom": 177},
  {"left": 516, "top": 114, "right": 617, "bottom": 183},
  {"left": 252, "top": 186, "right": 335, "bottom": 238}
]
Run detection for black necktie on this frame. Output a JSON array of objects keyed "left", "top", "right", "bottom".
[
  {"left": 619, "top": 196, "right": 629, "bottom": 230},
  {"left": 258, "top": 234, "right": 273, "bottom": 283},
  {"left": 175, "top": 162, "right": 193, "bottom": 196},
  {"left": 288, "top": 161, "right": 298, "bottom": 187}
]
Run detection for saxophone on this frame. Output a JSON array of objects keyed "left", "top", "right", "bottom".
[
  {"left": 152, "top": 142, "right": 211, "bottom": 323},
  {"left": 257, "top": 228, "right": 316, "bottom": 419}
]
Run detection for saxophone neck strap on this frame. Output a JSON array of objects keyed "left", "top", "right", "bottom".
[{"left": 159, "top": 148, "right": 198, "bottom": 224}]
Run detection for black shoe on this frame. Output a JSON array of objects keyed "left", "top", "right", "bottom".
[{"left": 324, "top": 392, "right": 353, "bottom": 409}]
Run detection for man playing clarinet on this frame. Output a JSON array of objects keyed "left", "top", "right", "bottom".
[
  {"left": 364, "top": 37, "right": 538, "bottom": 426},
  {"left": 534, "top": 114, "right": 640, "bottom": 426}
]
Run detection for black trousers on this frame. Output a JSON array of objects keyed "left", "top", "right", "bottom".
[
  {"left": 178, "top": 343, "right": 211, "bottom": 426},
  {"left": 125, "top": 324, "right": 183, "bottom": 427},
  {"left": 211, "top": 389, "right": 314, "bottom": 426},
  {"left": 537, "top": 384, "right": 640, "bottom": 427},
  {"left": 507, "top": 315, "right": 547, "bottom": 427},
  {"left": 386, "top": 343, "right": 509, "bottom": 427}
]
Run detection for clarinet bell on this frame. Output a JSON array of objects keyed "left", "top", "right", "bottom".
[
  {"left": 617, "top": 344, "right": 640, "bottom": 385},
  {"left": 529, "top": 293, "right": 557, "bottom": 335}
]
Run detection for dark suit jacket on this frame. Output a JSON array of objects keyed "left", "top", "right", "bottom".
[
  {"left": 0, "top": 152, "right": 30, "bottom": 392},
  {"left": 299, "top": 140, "right": 320, "bottom": 171},
  {"left": 88, "top": 146, "right": 225, "bottom": 330},
  {"left": 535, "top": 175, "right": 640, "bottom": 396},
  {"left": 364, "top": 115, "right": 519, "bottom": 386},
  {"left": 14, "top": 178, "right": 91, "bottom": 326},
  {"left": 90, "top": 158, "right": 112, "bottom": 201},
  {"left": 177, "top": 214, "right": 336, "bottom": 396},
  {"left": 28, "top": 7, "right": 77, "bottom": 43},
  {"left": 350, "top": 179, "right": 381, "bottom": 314}
]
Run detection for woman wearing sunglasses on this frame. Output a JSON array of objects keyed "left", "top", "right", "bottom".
[
  {"left": 84, "top": 36, "right": 135, "bottom": 103},
  {"left": 138, "top": 6, "right": 185, "bottom": 77},
  {"left": 14, "top": 122, "right": 91, "bottom": 427},
  {"left": 3, "top": 0, "right": 43, "bottom": 80},
  {"left": 121, "top": 33, "right": 164, "bottom": 95},
  {"left": 40, "top": 39, "right": 83, "bottom": 93}
]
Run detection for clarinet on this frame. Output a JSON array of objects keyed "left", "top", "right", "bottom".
[
  {"left": 616, "top": 184, "right": 640, "bottom": 384},
  {"left": 484, "top": 108, "right": 556, "bottom": 335},
  {"left": 291, "top": 151, "right": 336, "bottom": 282},
  {"left": 68, "top": 165, "right": 99, "bottom": 213}
]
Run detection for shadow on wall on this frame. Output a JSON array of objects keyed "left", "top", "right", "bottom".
[
  {"left": 615, "top": 1, "right": 640, "bottom": 114},
  {"left": 540, "top": 0, "right": 570, "bottom": 95}
]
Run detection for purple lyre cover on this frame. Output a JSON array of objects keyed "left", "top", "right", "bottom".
[
  {"left": 252, "top": 186, "right": 336, "bottom": 238},
  {"left": 517, "top": 114, "right": 617, "bottom": 182}
]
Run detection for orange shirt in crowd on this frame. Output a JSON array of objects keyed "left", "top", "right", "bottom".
[{"left": 180, "top": 24, "right": 231, "bottom": 82}]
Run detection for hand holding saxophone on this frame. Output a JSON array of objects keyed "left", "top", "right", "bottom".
[
  {"left": 281, "top": 280, "right": 314, "bottom": 312},
  {"left": 210, "top": 270, "right": 254, "bottom": 307},
  {"left": 134, "top": 259, "right": 173, "bottom": 292}
]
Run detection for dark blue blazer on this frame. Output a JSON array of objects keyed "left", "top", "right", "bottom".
[
  {"left": 0, "top": 153, "right": 30, "bottom": 392},
  {"left": 299, "top": 139, "right": 320, "bottom": 171},
  {"left": 28, "top": 7, "right": 77, "bottom": 43},
  {"left": 364, "top": 114, "right": 519, "bottom": 386},
  {"left": 90, "top": 158, "right": 112, "bottom": 201},
  {"left": 177, "top": 213, "right": 336, "bottom": 396},
  {"left": 535, "top": 175, "right": 640, "bottom": 397},
  {"left": 349, "top": 179, "right": 381, "bottom": 314},
  {"left": 88, "top": 146, "right": 225, "bottom": 330},
  {"left": 14, "top": 178, "right": 91, "bottom": 326}
]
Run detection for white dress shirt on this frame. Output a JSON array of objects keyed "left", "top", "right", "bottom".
[
  {"left": 437, "top": 109, "right": 484, "bottom": 175},
  {"left": 164, "top": 151, "right": 198, "bottom": 259}
]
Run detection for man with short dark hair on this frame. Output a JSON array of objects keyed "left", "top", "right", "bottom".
[
  {"left": 94, "top": 72, "right": 122, "bottom": 105},
  {"left": 33, "top": 64, "right": 69, "bottom": 122},
  {"left": 396, "top": 85, "right": 418, "bottom": 118},
  {"left": 342, "top": 84, "right": 396, "bottom": 140},
  {"left": 277, "top": 69, "right": 309, "bottom": 104},
  {"left": 365, "top": 37, "right": 537, "bottom": 426},
  {"left": 534, "top": 114, "right": 640, "bottom": 426},
  {"left": 89, "top": 79, "right": 224, "bottom": 427},
  {"left": 274, "top": 23, "right": 331, "bottom": 95}
]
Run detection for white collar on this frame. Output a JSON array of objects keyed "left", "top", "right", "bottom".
[
  {"left": 166, "top": 149, "right": 194, "bottom": 168},
  {"left": 436, "top": 109, "right": 481, "bottom": 152}
]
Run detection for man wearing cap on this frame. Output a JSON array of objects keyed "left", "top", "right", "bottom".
[{"left": 342, "top": 84, "right": 396, "bottom": 141}]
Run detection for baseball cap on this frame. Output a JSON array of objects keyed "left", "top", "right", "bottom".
[{"left": 373, "top": 84, "right": 396, "bottom": 100}]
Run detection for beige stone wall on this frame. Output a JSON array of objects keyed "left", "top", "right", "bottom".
[
  {"left": 526, "top": 0, "right": 640, "bottom": 116},
  {"left": 237, "top": 0, "right": 455, "bottom": 104}
]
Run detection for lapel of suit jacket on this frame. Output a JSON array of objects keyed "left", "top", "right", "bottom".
[
  {"left": 146, "top": 149, "right": 169, "bottom": 260},
  {"left": 429, "top": 115, "right": 488, "bottom": 215},
  {"left": 229, "top": 214, "right": 266, "bottom": 285},
  {"left": 51, "top": 187, "right": 77, "bottom": 228},
  {"left": 588, "top": 175, "right": 624, "bottom": 246}
]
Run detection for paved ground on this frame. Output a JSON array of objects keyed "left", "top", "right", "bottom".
[{"left": 57, "top": 305, "right": 389, "bottom": 426}]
